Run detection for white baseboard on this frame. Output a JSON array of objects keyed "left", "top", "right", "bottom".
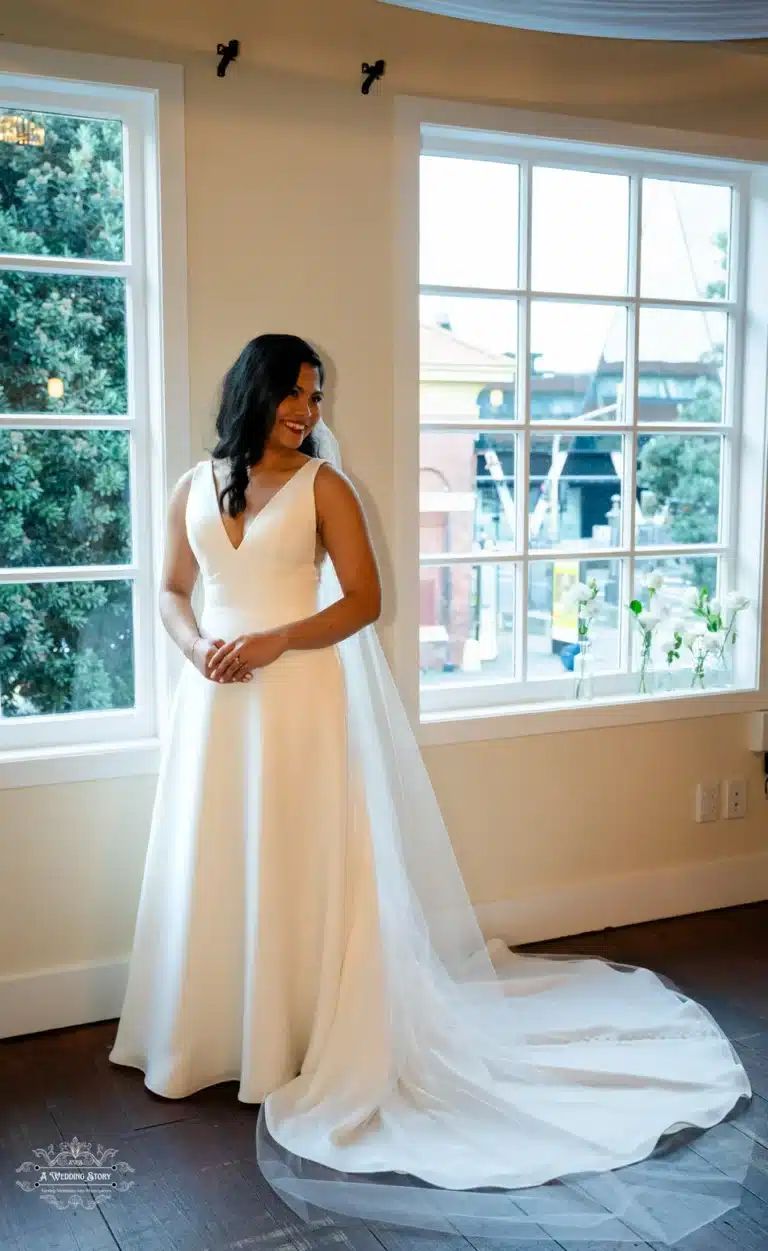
[
  {"left": 1, "top": 851, "right": 766, "bottom": 1040},
  {"left": 0, "top": 958, "right": 127, "bottom": 1041},
  {"left": 475, "top": 849, "right": 768, "bottom": 947}
]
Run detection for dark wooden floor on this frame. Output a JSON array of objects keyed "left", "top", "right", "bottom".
[{"left": 1, "top": 901, "right": 766, "bottom": 1251}]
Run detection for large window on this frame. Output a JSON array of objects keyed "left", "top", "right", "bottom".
[
  {"left": 0, "top": 55, "right": 186, "bottom": 773},
  {"left": 410, "top": 111, "right": 768, "bottom": 729}
]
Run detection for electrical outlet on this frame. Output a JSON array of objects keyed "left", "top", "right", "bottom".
[
  {"left": 696, "top": 782, "right": 720, "bottom": 824},
  {"left": 724, "top": 779, "right": 747, "bottom": 820}
]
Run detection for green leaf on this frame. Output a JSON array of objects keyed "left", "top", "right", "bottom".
[{"left": 629, "top": 600, "right": 643, "bottom": 615}]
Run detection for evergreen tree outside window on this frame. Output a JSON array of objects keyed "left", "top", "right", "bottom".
[{"left": 0, "top": 61, "right": 183, "bottom": 764}]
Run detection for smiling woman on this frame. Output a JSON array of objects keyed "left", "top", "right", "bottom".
[{"left": 209, "top": 334, "right": 326, "bottom": 526}]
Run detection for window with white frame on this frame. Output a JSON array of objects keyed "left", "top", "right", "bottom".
[
  {"left": 416, "top": 120, "right": 767, "bottom": 721},
  {"left": 0, "top": 70, "right": 173, "bottom": 759}
]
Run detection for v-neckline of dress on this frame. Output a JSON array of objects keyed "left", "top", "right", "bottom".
[{"left": 210, "top": 456, "right": 313, "bottom": 553}]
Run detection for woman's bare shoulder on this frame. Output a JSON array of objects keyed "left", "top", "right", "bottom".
[
  {"left": 314, "top": 459, "right": 355, "bottom": 494},
  {"left": 167, "top": 464, "right": 200, "bottom": 516}
]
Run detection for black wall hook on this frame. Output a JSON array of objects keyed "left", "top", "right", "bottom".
[
  {"left": 361, "top": 59, "right": 386, "bottom": 95},
  {"left": 217, "top": 39, "right": 240, "bottom": 77}
]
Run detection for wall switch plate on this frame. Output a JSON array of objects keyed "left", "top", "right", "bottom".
[
  {"left": 724, "top": 779, "right": 747, "bottom": 820},
  {"left": 696, "top": 782, "right": 720, "bottom": 823}
]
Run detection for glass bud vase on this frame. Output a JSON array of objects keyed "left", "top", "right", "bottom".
[
  {"left": 573, "top": 637, "right": 594, "bottom": 701},
  {"left": 709, "top": 644, "right": 732, "bottom": 690},
  {"left": 637, "top": 643, "right": 655, "bottom": 695},
  {"left": 657, "top": 662, "right": 675, "bottom": 693}
]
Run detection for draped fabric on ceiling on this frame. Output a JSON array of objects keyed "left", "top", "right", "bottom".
[{"left": 376, "top": 0, "right": 768, "bottom": 41}]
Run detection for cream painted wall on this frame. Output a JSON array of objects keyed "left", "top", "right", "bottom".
[{"left": 1, "top": 0, "right": 767, "bottom": 984}]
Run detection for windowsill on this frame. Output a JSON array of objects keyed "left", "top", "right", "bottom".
[
  {"left": 418, "top": 685, "right": 766, "bottom": 745},
  {"left": 0, "top": 739, "right": 161, "bottom": 790}
]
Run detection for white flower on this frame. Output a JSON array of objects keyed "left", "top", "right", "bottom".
[
  {"left": 708, "top": 597, "right": 722, "bottom": 617},
  {"left": 682, "top": 625, "right": 707, "bottom": 649},
  {"left": 659, "top": 622, "right": 684, "bottom": 651},
  {"left": 571, "top": 581, "right": 594, "bottom": 604},
  {"left": 638, "top": 611, "right": 661, "bottom": 631},
  {"left": 643, "top": 570, "right": 665, "bottom": 592},
  {"left": 726, "top": 591, "right": 750, "bottom": 612},
  {"left": 580, "top": 601, "right": 599, "bottom": 620},
  {"left": 703, "top": 632, "right": 724, "bottom": 654},
  {"left": 683, "top": 587, "right": 700, "bottom": 609}
]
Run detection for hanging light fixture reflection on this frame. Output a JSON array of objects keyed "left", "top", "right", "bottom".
[
  {"left": 47, "top": 377, "right": 64, "bottom": 400},
  {"left": 0, "top": 114, "right": 45, "bottom": 146}
]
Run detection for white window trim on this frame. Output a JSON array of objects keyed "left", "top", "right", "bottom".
[
  {"left": 393, "top": 95, "right": 768, "bottom": 745},
  {"left": 0, "top": 43, "right": 189, "bottom": 788}
]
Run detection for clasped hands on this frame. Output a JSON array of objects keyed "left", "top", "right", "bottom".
[{"left": 191, "top": 630, "right": 286, "bottom": 683}]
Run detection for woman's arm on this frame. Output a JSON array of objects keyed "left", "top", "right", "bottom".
[
  {"left": 158, "top": 470, "right": 247, "bottom": 681},
  {"left": 207, "top": 464, "right": 381, "bottom": 680},
  {"left": 276, "top": 462, "right": 382, "bottom": 649},
  {"left": 158, "top": 469, "right": 202, "bottom": 661}
]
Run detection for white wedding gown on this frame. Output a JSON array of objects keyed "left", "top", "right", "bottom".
[{"left": 110, "top": 440, "right": 753, "bottom": 1244}]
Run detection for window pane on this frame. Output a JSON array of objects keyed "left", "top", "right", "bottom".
[
  {"left": 419, "top": 562, "right": 516, "bottom": 686},
  {"left": 633, "top": 556, "right": 720, "bottom": 676},
  {"left": 0, "top": 109, "right": 124, "bottom": 261},
  {"left": 530, "top": 303, "right": 626, "bottom": 421},
  {"left": 527, "top": 558, "right": 621, "bottom": 680},
  {"left": 641, "top": 179, "right": 731, "bottom": 301},
  {"left": 0, "top": 272, "right": 127, "bottom": 414},
  {"left": 420, "top": 295, "right": 517, "bottom": 420},
  {"left": 638, "top": 309, "right": 726, "bottom": 423},
  {"left": 420, "top": 430, "right": 516, "bottom": 555},
  {"left": 419, "top": 155, "right": 519, "bottom": 290},
  {"left": 529, "top": 434, "right": 623, "bottom": 551},
  {"left": 0, "top": 429, "right": 131, "bottom": 567},
  {"left": 0, "top": 579, "right": 134, "bottom": 717},
  {"left": 531, "top": 167, "right": 630, "bottom": 296},
  {"left": 636, "top": 434, "right": 721, "bottom": 546},
  {"left": 634, "top": 555, "right": 719, "bottom": 615}
]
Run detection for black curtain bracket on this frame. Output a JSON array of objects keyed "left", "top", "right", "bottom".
[
  {"left": 361, "top": 59, "right": 386, "bottom": 94},
  {"left": 217, "top": 40, "right": 240, "bottom": 77}
]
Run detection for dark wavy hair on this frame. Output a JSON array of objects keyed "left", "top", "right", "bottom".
[{"left": 210, "top": 333, "right": 325, "bottom": 517}]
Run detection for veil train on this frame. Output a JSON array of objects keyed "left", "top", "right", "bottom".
[{"left": 254, "top": 420, "right": 755, "bottom": 1245}]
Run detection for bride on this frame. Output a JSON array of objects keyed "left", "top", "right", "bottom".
[{"left": 109, "top": 333, "right": 753, "bottom": 1244}]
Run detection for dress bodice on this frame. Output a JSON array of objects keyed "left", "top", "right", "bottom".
[{"left": 185, "top": 456, "right": 328, "bottom": 635}]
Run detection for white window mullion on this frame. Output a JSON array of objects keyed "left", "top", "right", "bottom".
[
  {"left": 0, "top": 414, "right": 134, "bottom": 431},
  {"left": 721, "top": 182, "right": 747, "bottom": 576},
  {"left": 0, "top": 254, "right": 129, "bottom": 279},
  {"left": 122, "top": 98, "right": 157, "bottom": 744},
  {"left": 621, "top": 172, "right": 642, "bottom": 678},
  {"left": 420, "top": 282, "right": 737, "bottom": 317},
  {"left": 516, "top": 158, "right": 532, "bottom": 682},
  {"left": 732, "top": 168, "right": 767, "bottom": 690},
  {"left": 420, "top": 418, "right": 732, "bottom": 437},
  {"left": 418, "top": 544, "right": 725, "bottom": 568},
  {"left": 0, "top": 565, "right": 139, "bottom": 584}
]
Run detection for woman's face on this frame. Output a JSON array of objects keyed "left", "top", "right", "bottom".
[{"left": 270, "top": 363, "right": 323, "bottom": 451}]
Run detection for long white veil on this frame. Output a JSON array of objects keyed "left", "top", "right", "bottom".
[{"left": 254, "top": 420, "right": 755, "bottom": 1245}]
